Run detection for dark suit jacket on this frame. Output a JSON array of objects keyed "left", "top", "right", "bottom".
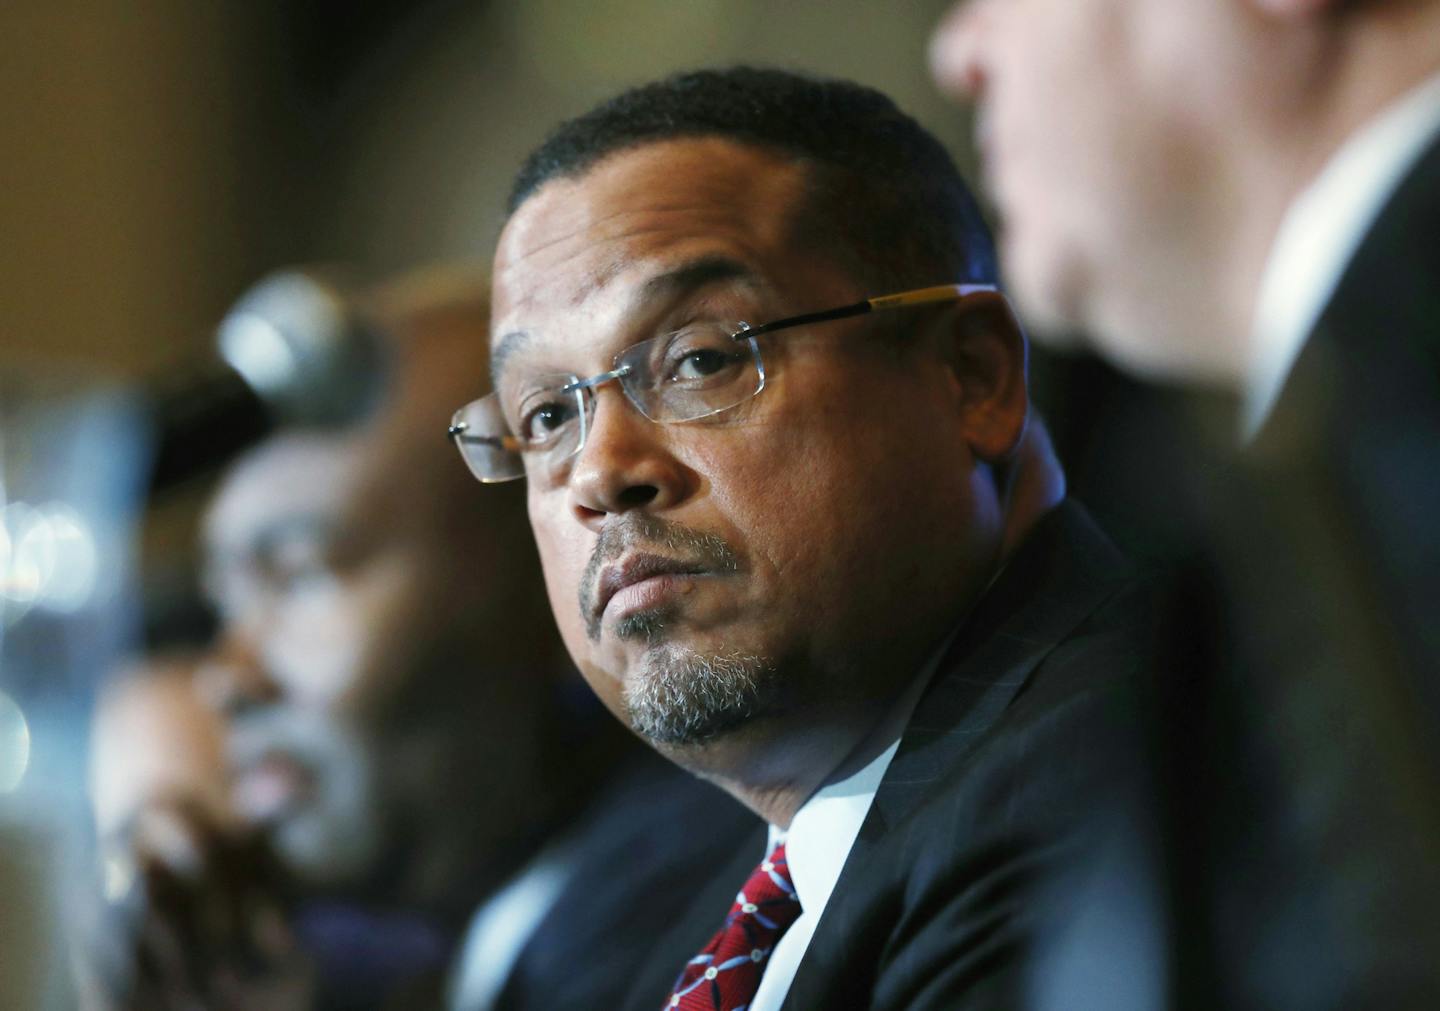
[
  {"left": 491, "top": 752, "right": 764, "bottom": 1010},
  {"left": 619, "top": 498, "right": 1156, "bottom": 1010},
  {"left": 1005, "top": 127, "right": 1440, "bottom": 1011},
  {"left": 1169, "top": 124, "right": 1440, "bottom": 1008},
  {"left": 1248, "top": 119, "right": 1440, "bottom": 741}
]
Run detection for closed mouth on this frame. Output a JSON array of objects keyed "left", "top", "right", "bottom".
[{"left": 591, "top": 553, "right": 708, "bottom": 629}]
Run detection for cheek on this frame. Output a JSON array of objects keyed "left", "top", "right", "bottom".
[
  {"left": 989, "top": 1, "right": 1143, "bottom": 205},
  {"left": 279, "top": 558, "right": 436, "bottom": 716},
  {"left": 694, "top": 384, "right": 850, "bottom": 571},
  {"left": 989, "top": 4, "right": 1186, "bottom": 330},
  {"left": 528, "top": 495, "right": 608, "bottom": 681},
  {"left": 700, "top": 374, "right": 970, "bottom": 626},
  {"left": 265, "top": 580, "right": 367, "bottom": 705}
]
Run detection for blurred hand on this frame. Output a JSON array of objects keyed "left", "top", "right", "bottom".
[{"left": 81, "top": 797, "right": 315, "bottom": 1011}]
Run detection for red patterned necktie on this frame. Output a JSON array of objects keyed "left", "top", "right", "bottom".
[{"left": 664, "top": 841, "right": 802, "bottom": 1011}]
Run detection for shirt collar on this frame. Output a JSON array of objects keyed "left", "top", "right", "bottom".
[
  {"left": 1245, "top": 69, "right": 1440, "bottom": 441},
  {"left": 767, "top": 736, "right": 899, "bottom": 922},
  {"left": 767, "top": 630, "right": 956, "bottom": 918}
]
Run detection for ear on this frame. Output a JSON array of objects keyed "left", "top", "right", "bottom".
[{"left": 936, "top": 290, "right": 1029, "bottom": 463}]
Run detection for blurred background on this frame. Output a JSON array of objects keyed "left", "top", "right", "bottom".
[
  {"left": 1, "top": 0, "right": 973, "bottom": 373},
  {"left": 0, "top": 3, "right": 1216, "bottom": 1006}
]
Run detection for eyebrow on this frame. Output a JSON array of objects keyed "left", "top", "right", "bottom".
[
  {"left": 491, "top": 329, "right": 529, "bottom": 387},
  {"left": 490, "top": 255, "right": 757, "bottom": 388},
  {"left": 637, "top": 255, "right": 754, "bottom": 305}
]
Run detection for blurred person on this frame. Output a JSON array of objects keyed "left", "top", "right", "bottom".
[
  {"left": 197, "top": 271, "right": 584, "bottom": 1009},
  {"left": 933, "top": 1, "right": 1440, "bottom": 1005},
  {"left": 454, "top": 67, "right": 1160, "bottom": 1010},
  {"left": 95, "top": 268, "right": 758, "bottom": 1011},
  {"left": 931, "top": 0, "right": 1440, "bottom": 439},
  {"left": 83, "top": 654, "right": 308, "bottom": 1010}
]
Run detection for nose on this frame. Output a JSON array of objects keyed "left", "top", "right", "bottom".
[
  {"left": 929, "top": 0, "right": 991, "bottom": 101},
  {"left": 195, "top": 627, "right": 280, "bottom": 717},
  {"left": 566, "top": 385, "right": 695, "bottom": 529}
]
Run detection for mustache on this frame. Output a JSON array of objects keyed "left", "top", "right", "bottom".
[
  {"left": 579, "top": 513, "right": 740, "bottom": 640},
  {"left": 227, "top": 707, "right": 348, "bottom": 775}
]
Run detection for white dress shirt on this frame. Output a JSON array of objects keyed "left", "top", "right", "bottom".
[
  {"left": 747, "top": 739, "right": 901, "bottom": 1011},
  {"left": 1245, "top": 70, "right": 1440, "bottom": 440},
  {"left": 748, "top": 637, "right": 952, "bottom": 1011}
]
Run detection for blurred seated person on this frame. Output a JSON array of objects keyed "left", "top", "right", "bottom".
[
  {"left": 88, "top": 267, "right": 759, "bottom": 1011},
  {"left": 85, "top": 653, "right": 311, "bottom": 1009}
]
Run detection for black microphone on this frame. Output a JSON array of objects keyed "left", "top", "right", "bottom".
[{"left": 147, "top": 270, "right": 387, "bottom": 494}]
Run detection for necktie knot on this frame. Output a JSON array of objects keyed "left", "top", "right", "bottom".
[{"left": 665, "top": 842, "right": 801, "bottom": 1010}]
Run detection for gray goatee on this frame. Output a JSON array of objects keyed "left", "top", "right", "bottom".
[{"left": 623, "top": 643, "right": 775, "bottom": 745}]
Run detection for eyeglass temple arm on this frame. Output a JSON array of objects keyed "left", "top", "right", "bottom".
[
  {"left": 740, "top": 283, "right": 994, "bottom": 338},
  {"left": 448, "top": 422, "right": 522, "bottom": 452}
]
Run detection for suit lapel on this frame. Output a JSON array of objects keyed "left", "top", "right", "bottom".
[
  {"left": 865, "top": 499, "right": 1130, "bottom": 835},
  {"left": 1254, "top": 126, "right": 1440, "bottom": 465},
  {"left": 781, "top": 500, "right": 1131, "bottom": 1007},
  {"left": 1249, "top": 123, "right": 1440, "bottom": 740}
]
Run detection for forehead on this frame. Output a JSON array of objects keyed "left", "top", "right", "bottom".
[
  {"left": 204, "top": 434, "right": 364, "bottom": 556},
  {"left": 492, "top": 138, "right": 815, "bottom": 363}
]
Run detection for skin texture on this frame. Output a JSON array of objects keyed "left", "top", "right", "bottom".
[
  {"left": 930, "top": 0, "right": 1440, "bottom": 387},
  {"left": 492, "top": 138, "right": 1032, "bottom": 827}
]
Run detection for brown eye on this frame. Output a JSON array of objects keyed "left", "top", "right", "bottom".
[
  {"left": 519, "top": 398, "right": 580, "bottom": 445},
  {"left": 660, "top": 326, "right": 748, "bottom": 387},
  {"left": 672, "top": 348, "right": 738, "bottom": 381}
]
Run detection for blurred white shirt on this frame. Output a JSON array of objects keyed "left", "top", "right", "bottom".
[
  {"left": 447, "top": 841, "right": 578, "bottom": 1011},
  {"left": 1246, "top": 70, "right": 1440, "bottom": 440}
]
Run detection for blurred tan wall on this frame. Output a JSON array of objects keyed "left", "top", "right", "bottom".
[
  {"left": 325, "top": 0, "right": 975, "bottom": 270},
  {"left": 0, "top": 0, "right": 974, "bottom": 379},
  {"left": 0, "top": 2, "right": 282, "bottom": 379}
]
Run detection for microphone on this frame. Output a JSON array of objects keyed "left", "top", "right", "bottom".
[{"left": 147, "top": 270, "right": 387, "bottom": 493}]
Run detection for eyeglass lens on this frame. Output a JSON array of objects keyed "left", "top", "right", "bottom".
[{"left": 453, "top": 322, "right": 762, "bottom": 482}]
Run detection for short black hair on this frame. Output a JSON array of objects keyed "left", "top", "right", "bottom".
[{"left": 507, "top": 66, "right": 996, "bottom": 291}]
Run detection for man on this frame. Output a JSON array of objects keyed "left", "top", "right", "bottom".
[
  {"left": 932, "top": 1, "right": 1440, "bottom": 1004},
  {"left": 455, "top": 67, "right": 1156, "bottom": 1009},
  {"left": 99, "top": 268, "right": 758, "bottom": 1011}
]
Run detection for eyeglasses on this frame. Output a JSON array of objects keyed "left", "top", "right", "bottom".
[{"left": 448, "top": 283, "right": 997, "bottom": 484}]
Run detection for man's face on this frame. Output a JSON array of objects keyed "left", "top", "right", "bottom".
[
  {"left": 201, "top": 436, "right": 390, "bottom": 882},
  {"left": 930, "top": 0, "right": 1260, "bottom": 381},
  {"left": 492, "top": 138, "right": 1007, "bottom": 753}
]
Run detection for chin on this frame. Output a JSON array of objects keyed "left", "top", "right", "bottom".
[
  {"left": 620, "top": 640, "right": 777, "bottom": 747},
  {"left": 273, "top": 800, "right": 382, "bottom": 887}
]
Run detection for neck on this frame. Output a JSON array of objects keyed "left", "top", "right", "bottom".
[
  {"left": 660, "top": 703, "right": 899, "bottom": 829},
  {"left": 1215, "top": 6, "right": 1440, "bottom": 383}
]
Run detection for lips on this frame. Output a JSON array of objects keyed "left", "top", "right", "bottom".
[
  {"left": 591, "top": 552, "right": 707, "bottom": 628},
  {"left": 232, "top": 751, "right": 315, "bottom": 825}
]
